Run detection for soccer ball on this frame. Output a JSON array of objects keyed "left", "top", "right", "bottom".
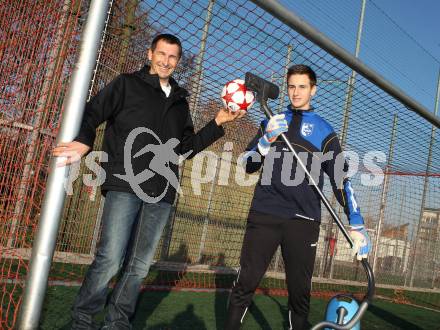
[{"left": 221, "top": 79, "right": 255, "bottom": 112}]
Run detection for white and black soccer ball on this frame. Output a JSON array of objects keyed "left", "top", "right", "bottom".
[{"left": 221, "top": 79, "right": 255, "bottom": 112}]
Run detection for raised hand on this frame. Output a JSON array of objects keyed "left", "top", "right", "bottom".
[{"left": 215, "top": 107, "right": 247, "bottom": 126}]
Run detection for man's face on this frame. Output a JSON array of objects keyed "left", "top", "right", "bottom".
[
  {"left": 287, "top": 74, "right": 316, "bottom": 110},
  {"left": 148, "top": 39, "right": 180, "bottom": 83}
]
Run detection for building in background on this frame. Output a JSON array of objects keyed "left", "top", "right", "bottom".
[{"left": 417, "top": 208, "right": 440, "bottom": 286}]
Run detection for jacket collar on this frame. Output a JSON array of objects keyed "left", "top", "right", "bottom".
[
  {"left": 134, "top": 65, "right": 189, "bottom": 98},
  {"left": 287, "top": 104, "right": 315, "bottom": 114}
]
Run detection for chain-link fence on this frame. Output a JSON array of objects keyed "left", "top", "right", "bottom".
[{"left": 1, "top": 0, "right": 439, "bottom": 328}]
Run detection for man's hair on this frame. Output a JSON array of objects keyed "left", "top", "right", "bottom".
[
  {"left": 151, "top": 33, "right": 182, "bottom": 58},
  {"left": 286, "top": 64, "right": 317, "bottom": 86}
]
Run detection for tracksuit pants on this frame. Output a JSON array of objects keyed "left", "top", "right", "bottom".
[{"left": 225, "top": 210, "right": 320, "bottom": 330}]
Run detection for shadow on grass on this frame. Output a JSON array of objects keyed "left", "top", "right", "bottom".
[
  {"left": 213, "top": 253, "right": 231, "bottom": 330},
  {"left": 368, "top": 304, "right": 424, "bottom": 330},
  {"left": 132, "top": 243, "right": 190, "bottom": 328},
  {"left": 138, "top": 303, "right": 207, "bottom": 330},
  {"left": 265, "top": 294, "right": 289, "bottom": 329},
  {"left": 247, "top": 301, "right": 272, "bottom": 329},
  {"left": 50, "top": 243, "right": 193, "bottom": 329}
]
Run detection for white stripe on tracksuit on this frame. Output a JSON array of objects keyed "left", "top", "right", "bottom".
[
  {"left": 289, "top": 310, "right": 293, "bottom": 329},
  {"left": 240, "top": 307, "right": 248, "bottom": 323},
  {"left": 231, "top": 267, "right": 248, "bottom": 324}
]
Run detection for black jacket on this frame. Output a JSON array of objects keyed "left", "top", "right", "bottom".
[
  {"left": 75, "top": 65, "right": 224, "bottom": 203},
  {"left": 244, "top": 107, "right": 364, "bottom": 226}
]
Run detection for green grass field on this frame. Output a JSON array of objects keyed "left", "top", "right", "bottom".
[{"left": 39, "top": 287, "right": 440, "bottom": 329}]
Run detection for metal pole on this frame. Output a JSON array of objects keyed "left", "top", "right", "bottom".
[
  {"left": 90, "top": 195, "right": 105, "bottom": 257},
  {"left": 393, "top": 186, "right": 406, "bottom": 274},
  {"left": 249, "top": 0, "right": 440, "bottom": 128},
  {"left": 161, "top": 164, "right": 185, "bottom": 260},
  {"left": 403, "top": 219, "right": 411, "bottom": 283},
  {"left": 372, "top": 114, "right": 398, "bottom": 274},
  {"left": 431, "top": 219, "right": 439, "bottom": 288},
  {"left": 197, "top": 159, "right": 220, "bottom": 263},
  {"left": 329, "top": 238, "right": 336, "bottom": 279},
  {"left": 278, "top": 44, "right": 292, "bottom": 112},
  {"left": 319, "top": 223, "right": 329, "bottom": 277},
  {"left": 270, "top": 71, "right": 275, "bottom": 83},
  {"left": 189, "top": 0, "right": 215, "bottom": 117},
  {"left": 409, "top": 69, "right": 440, "bottom": 287},
  {"left": 340, "top": 0, "right": 366, "bottom": 147},
  {"left": 314, "top": 41, "right": 361, "bottom": 275},
  {"left": 17, "top": 1, "right": 112, "bottom": 328}
]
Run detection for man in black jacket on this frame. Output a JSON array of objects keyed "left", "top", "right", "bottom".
[
  {"left": 224, "top": 65, "right": 370, "bottom": 330},
  {"left": 53, "top": 34, "right": 243, "bottom": 329}
]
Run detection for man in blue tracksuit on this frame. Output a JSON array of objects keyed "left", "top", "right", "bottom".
[{"left": 225, "top": 65, "right": 371, "bottom": 329}]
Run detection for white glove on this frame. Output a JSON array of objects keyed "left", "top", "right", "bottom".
[
  {"left": 349, "top": 225, "right": 371, "bottom": 260},
  {"left": 258, "top": 114, "right": 288, "bottom": 155}
]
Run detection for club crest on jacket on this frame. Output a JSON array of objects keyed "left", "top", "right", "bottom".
[{"left": 301, "top": 122, "right": 314, "bottom": 137}]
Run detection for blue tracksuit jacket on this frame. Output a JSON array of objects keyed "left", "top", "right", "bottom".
[{"left": 244, "top": 106, "right": 364, "bottom": 226}]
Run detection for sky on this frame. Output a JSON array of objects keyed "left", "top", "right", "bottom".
[
  {"left": 270, "top": 0, "right": 440, "bottom": 226},
  {"left": 141, "top": 0, "right": 439, "bottom": 112},
  {"left": 279, "top": 0, "right": 440, "bottom": 112},
  {"left": 379, "top": 0, "right": 440, "bottom": 60},
  {"left": 368, "top": 0, "right": 440, "bottom": 111}
]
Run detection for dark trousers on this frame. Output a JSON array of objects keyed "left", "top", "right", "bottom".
[{"left": 225, "top": 211, "right": 320, "bottom": 330}]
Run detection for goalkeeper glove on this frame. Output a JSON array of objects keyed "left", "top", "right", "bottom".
[
  {"left": 258, "top": 114, "right": 288, "bottom": 155},
  {"left": 349, "top": 225, "right": 371, "bottom": 261}
]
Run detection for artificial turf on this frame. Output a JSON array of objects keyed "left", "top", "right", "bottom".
[{"left": 40, "top": 286, "right": 440, "bottom": 329}]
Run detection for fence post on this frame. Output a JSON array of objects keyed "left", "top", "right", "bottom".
[
  {"left": 372, "top": 114, "right": 398, "bottom": 274},
  {"left": 408, "top": 69, "right": 440, "bottom": 287},
  {"left": 339, "top": 0, "right": 366, "bottom": 148},
  {"left": 393, "top": 186, "right": 406, "bottom": 274},
  {"left": 197, "top": 156, "right": 220, "bottom": 263},
  {"left": 189, "top": 0, "right": 215, "bottom": 120},
  {"left": 277, "top": 44, "right": 293, "bottom": 113},
  {"left": 325, "top": 0, "right": 367, "bottom": 281}
]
